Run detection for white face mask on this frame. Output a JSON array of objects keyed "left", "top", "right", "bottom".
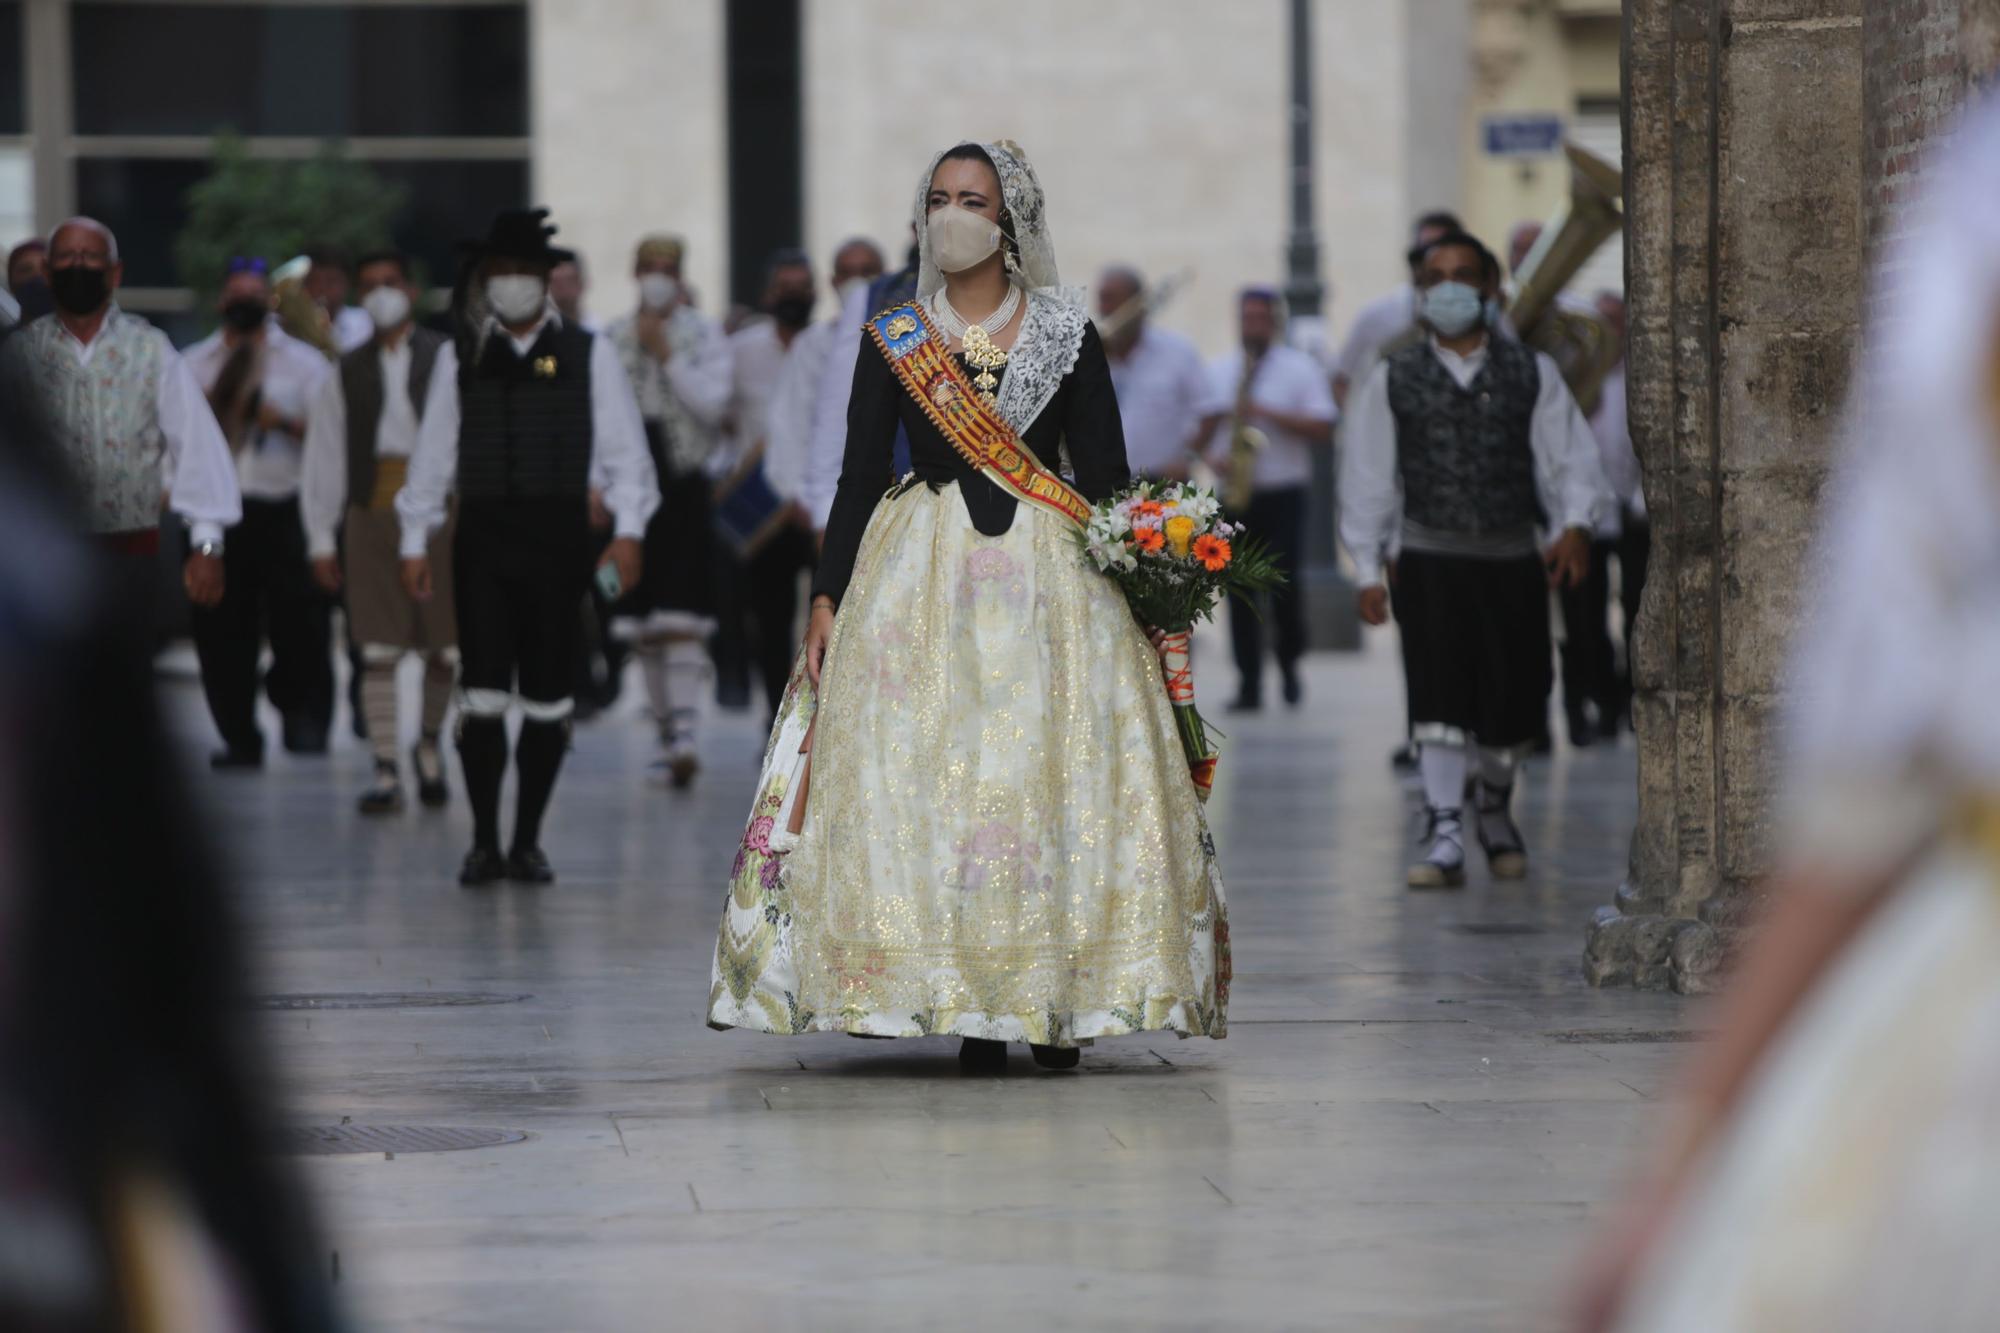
[
  {"left": 362, "top": 285, "right": 411, "bottom": 332},
  {"left": 834, "top": 275, "right": 870, "bottom": 307},
  {"left": 927, "top": 203, "right": 1002, "bottom": 274},
  {"left": 638, "top": 273, "right": 679, "bottom": 311},
  {"left": 486, "top": 274, "right": 546, "bottom": 324}
]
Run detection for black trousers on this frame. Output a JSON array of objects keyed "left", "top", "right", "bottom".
[
  {"left": 1226, "top": 486, "right": 1307, "bottom": 700},
  {"left": 1558, "top": 538, "right": 1618, "bottom": 721},
  {"left": 454, "top": 502, "right": 593, "bottom": 706},
  {"left": 190, "top": 497, "right": 333, "bottom": 754},
  {"left": 745, "top": 524, "right": 816, "bottom": 719},
  {"left": 1392, "top": 549, "right": 1551, "bottom": 750}
]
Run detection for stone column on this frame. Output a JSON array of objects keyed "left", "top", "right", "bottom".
[{"left": 1585, "top": 0, "right": 1863, "bottom": 992}]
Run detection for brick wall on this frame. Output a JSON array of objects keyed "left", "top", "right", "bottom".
[{"left": 1862, "top": 0, "right": 1966, "bottom": 318}]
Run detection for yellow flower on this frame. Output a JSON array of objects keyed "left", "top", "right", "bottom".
[{"left": 1164, "top": 515, "right": 1196, "bottom": 558}]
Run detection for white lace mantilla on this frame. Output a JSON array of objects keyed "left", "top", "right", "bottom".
[{"left": 993, "top": 293, "right": 1088, "bottom": 437}]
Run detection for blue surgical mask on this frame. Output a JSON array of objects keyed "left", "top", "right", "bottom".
[{"left": 1421, "top": 282, "right": 1484, "bottom": 338}]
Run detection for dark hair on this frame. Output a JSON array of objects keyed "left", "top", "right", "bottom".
[
  {"left": 763, "top": 246, "right": 812, "bottom": 285},
  {"left": 934, "top": 144, "right": 1020, "bottom": 270},
  {"left": 1239, "top": 285, "right": 1282, "bottom": 310},
  {"left": 1412, "top": 230, "right": 1500, "bottom": 286},
  {"left": 1412, "top": 210, "right": 1463, "bottom": 239},
  {"left": 8, "top": 238, "right": 44, "bottom": 266},
  {"left": 354, "top": 248, "right": 412, "bottom": 281},
  {"left": 223, "top": 254, "right": 269, "bottom": 282},
  {"left": 305, "top": 243, "right": 350, "bottom": 275}
]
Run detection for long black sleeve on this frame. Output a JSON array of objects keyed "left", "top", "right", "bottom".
[
  {"left": 811, "top": 329, "right": 901, "bottom": 606},
  {"left": 1061, "top": 323, "right": 1132, "bottom": 502}
]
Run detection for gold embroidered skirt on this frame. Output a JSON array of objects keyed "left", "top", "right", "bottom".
[{"left": 708, "top": 482, "right": 1229, "bottom": 1046}]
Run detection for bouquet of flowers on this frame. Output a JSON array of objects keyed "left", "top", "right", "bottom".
[{"left": 1079, "top": 480, "right": 1284, "bottom": 800}]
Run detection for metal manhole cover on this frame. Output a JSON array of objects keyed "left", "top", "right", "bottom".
[
  {"left": 249, "top": 992, "right": 531, "bottom": 1010},
  {"left": 1545, "top": 1029, "right": 1711, "bottom": 1044},
  {"left": 278, "top": 1125, "right": 529, "bottom": 1156},
  {"left": 1449, "top": 923, "right": 1545, "bottom": 936}
]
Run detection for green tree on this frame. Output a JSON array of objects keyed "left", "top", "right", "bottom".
[{"left": 174, "top": 133, "right": 406, "bottom": 307}]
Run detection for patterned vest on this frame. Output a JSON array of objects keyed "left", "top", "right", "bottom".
[
  {"left": 7, "top": 309, "right": 166, "bottom": 533},
  {"left": 339, "top": 325, "right": 443, "bottom": 505},
  {"left": 455, "top": 321, "right": 595, "bottom": 502},
  {"left": 1385, "top": 338, "right": 1543, "bottom": 536}
]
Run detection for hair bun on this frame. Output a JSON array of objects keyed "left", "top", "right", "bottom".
[{"left": 992, "top": 139, "right": 1030, "bottom": 166}]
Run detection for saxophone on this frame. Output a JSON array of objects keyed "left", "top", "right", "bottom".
[{"left": 1224, "top": 346, "right": 1268, "bottom": 513}]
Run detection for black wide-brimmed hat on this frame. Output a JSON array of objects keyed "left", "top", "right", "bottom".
[{"left": 460, "top": 207, "right": 575, "bottom": 265}]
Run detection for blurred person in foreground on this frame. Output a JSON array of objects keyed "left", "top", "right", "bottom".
[
  {"left": 1341, "top": 231, "right": 1607, "bottom": 889},
  {"left": 0, "top": 218, "right": 238, "bottom": 615},
  {"left": 1578, "top": 100, "right": 2000, "bottom": 1333},
  {"left": 300, "top": 250, "right": 458, "bottom": 815},
  {"left": 706, "top": 140, "right": 1229, "bottom": 1073},
  {"left": 1097, "top": 264, "right": 1223, "bottom": 481},
  {"left": 184, "top": 256, "right": 337, "bottom": 764},
  {"left": 602, "top": 233, "right": 734, "bottom": 785},
  {"left": 0, "top": 402, "right": 340, "bottom": 1331},
  {"left": 1202, "top": 287, "right": 1336, "bottom": 711},
  {"left": 397, "top": 209, "right": 657, "bottom": 886}
]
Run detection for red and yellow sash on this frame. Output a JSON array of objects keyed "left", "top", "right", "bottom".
[{"left": 868, "top": 302, "right": 1092, "bottom": 531}]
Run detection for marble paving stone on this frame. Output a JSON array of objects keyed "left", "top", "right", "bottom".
[{"left": 163, "top": 638, "right": 1692, "bottom": 1330}]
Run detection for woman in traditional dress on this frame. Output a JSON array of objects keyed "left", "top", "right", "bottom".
[
  {"left": 1577, "top": 96, "right": 2000, "bottom": 1332},
  {"left": 707, "top": 141, "right": 1229, "bottom": 1071}
]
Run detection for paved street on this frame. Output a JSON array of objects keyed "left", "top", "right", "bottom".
[{"left": 168, "top": 637, "right": 1695, "bottom": 1332}]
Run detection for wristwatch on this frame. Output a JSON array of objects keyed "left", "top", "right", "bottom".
[{"left": 192, "top": 540, "right": 223, "bottom": 560}]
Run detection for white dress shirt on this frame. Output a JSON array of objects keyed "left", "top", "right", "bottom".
[
  {"left": 1590, "top": 360, "right": 1643, "bottom": 530},
  {"left": 1333, "top": 285, "right": 1419, "bottom": 392},
  {"left": 396, "top": 311, "right": 660, "bottom": 558},
  {"left": 1108, "top": 325, "right": 1224, "bottom": 476},
  {"left": 724, "top": 318, "right": 790, "bottom": 478},
  {"left": 299, "top": 336, "right": 422, "bottom": 558},
  {"left": 803, "top": 281, "right": 875, "bottom": 530},
  {"left": 182, "top": 321, "right": 331, "bottom": 502},
  {"left": 1202, "top": 344, "right": 1337, "bottom": 491},
  {"left": 1339, "top": 335, "right": 1611, "bottom": 588},
  {"left": 764, "top": 319, "right": 834, "bottom": 503}
]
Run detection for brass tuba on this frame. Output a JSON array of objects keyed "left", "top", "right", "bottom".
[
  {"left": 270, "top": 254, "right": 338, "bottom": 360},
  {"left": 1508, "top": 142, "right": 1624, "bottom": 416}
]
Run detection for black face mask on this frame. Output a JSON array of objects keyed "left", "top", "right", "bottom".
[
  {"left": 221, "top": 299, "right": 267, "bottom": 333},
  {"left": 770, "top": 295, "right": 815, "bottom": 330},
  {"left": 12, "top": 277, "right": 52, "bottom": 321},
  {"left": 49, "top": 266, "right": 110, "bottom": 317}
]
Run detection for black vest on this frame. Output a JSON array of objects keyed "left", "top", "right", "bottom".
[
  {"left": 339, "top": 326, "right": 444, "bottom": 505},
  {"left": 456, "top": 321, "right": 595, "bottom": 502},
  {"left": 1385, "top": 337, "right": 1542, "bottom": 535}
]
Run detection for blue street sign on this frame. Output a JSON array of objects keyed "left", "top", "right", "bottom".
[{"left": 1482, "top": 115, "right": 1565, "bottom": 158}]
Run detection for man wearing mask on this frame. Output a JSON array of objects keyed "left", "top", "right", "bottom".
[
  {"left": 397, "top": 209, "right": 658, "bottom": 886},
  {"left": 305, "top": 245, "right": 372, "bottom": 354},
  {"left": 1332, "top": 211, "right": 1464, "bottom": 412},
  {"left": 6, "top": 239, "right": 49, "bottom": 326},
  {"left": 1340, "top": 231, "right": 1609, "bottom": 889},
  {"left": 183, "top": 256, "right": 336, "bottom": 765},
  {"left": 548, "top": 257, "right": 594, "bottom": 331},
  {"left": 1098, "top": 265, "right": 1222, "bottom": 481},
  {"left": 1203, "top": 288, "right": 1336, "bottom": 711},
  {"left": 0, "top": 217, "right": 238, "bottom": 608},
  {"left": 720, "top": 248, "right": 824, "bottom": 724},
  {"left": 802, "top": 232, "right": 912, "bottom": 533},
  {"left": 301, "top": 250, "right": 458, "bottom": 814},
  {"left": 775, "top": 238, "right": 881, "bottom": 537},
  {"left": 603, "top": 234, "right": 733, "bottom": 788}
]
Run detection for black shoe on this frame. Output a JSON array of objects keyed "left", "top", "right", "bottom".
[
  {"left": 412, "top": 741, "right": 448, "bottom": 808},
  {"left": 957, "top": 1037, "right": 1008, "bottom": 1073},
  {"left": 358, "top": 764, "right": 404, "bottom": 815},
  {"left": 282, "top": 716, "right": 329, "bottom": 755},
  {"left": 506, "top": 846, "right": 556, "bottom": 885},
  {"left": 1227, "top": 693, "right": 1262, "bottom": 715},
  {"left": 209, "top": 745, "right": 263, "bottom": 771},
  {"left": 1281, "top": 666, "right": 1303, "bottom": 708},
  {"left": 459, "top": 846, "right": 506, "bottom": 887},
  {"left": 1030, "top": 1044, "right": 1081, "bottom": 1070},
  {"left": 1473, "top": 782, "right": 1528, "bottom": 880}
]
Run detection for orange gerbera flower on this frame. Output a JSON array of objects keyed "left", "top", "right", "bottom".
[
  {"left": 1133, "top": 527, "right": 1167, "bottom": 554},
  {"left": 1192, "top": 533, "right": 1232, "bottom": 571},
  {"left": 1130, "top": 499, "right": 1166, "bottom": 520}
]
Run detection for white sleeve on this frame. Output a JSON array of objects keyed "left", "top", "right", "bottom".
[
  {"left": 805, "top": 285, "right": 872, "bottom": 529},
  {"left": 1531, "top": 352, "right": 1611, "bottom": 535},
  {"left": 299, "top": 370, "right": 347, "bottom": 558},
  {"left": 589, "top": 333, "right": 661, "bottom": 539},
  {"left": 664, "top": 316, "right": 735, "bottom": 428},
  {"left": 155, "top": 343, "right": 242, "bottom": 547},
  {"left": 396, "top": 341, "right": 461, "bottom": 558},
  {"left": 1337, "top": 360, "right": 1401, "bottom": 588},
  {"left": 1292, "top": 351, "right": 1338, "bottom": 421},
  {"left": 765, "top": 325, "right": 826, "bottom": 502}
]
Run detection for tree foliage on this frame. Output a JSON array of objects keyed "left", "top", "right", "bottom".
[{"left": 174, "top": 133, "right": 406, "bottom": 304}]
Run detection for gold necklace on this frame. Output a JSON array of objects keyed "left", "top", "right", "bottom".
[
  {"left": 960, "top": 324, "right": 1009, "bottom": 402},
  {"left": 930, "top": 287, "right": 1019, "bottom": 403}
]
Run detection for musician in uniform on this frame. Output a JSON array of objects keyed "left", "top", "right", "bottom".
[
  {"left": 396, "top": 209, "right": 659, "bottom": 886},
  {"left": 301, "top": 250, "right": 458, "bottom": 814},
  {"left": 1202, "top": 287, "right": 1335, "bottom": 711},
  {"left": 1340, "top": 231, "right": 1609, "bottom": 889},
  {"left": 183, "top": 256, "right": 336, "bottom": 764},
  {"left": 1097, "top": 265, "right": 1223, "bottom": 482},
  {"left": 603, "top": 234, "right": 734, "bottom": 788}
]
